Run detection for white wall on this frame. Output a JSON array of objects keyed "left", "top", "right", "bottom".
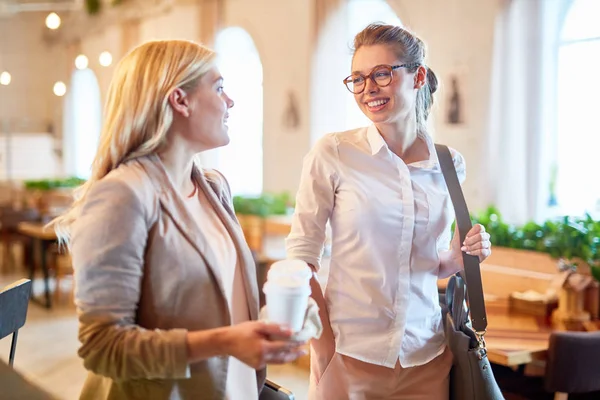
[
  {"left": 0, "top": 13, "right": 66, "bottom": 134},
  {"left": 79, "top": 24, "right": 123, "bottom": 106},
  {"left": 392, "top": 0, "right": 500, "bottom": 211},
  {"left": 139, "top": 3, "right": 200, "bottom": 43},
  {"left": 223, "top": 0, "right": 313, "bottom": 194},
  {"left": 0, "top": 0, "right": 502, "bottom": 210},
  {"left": 0, "top": 133, "right": 60, "bottom": 180}
]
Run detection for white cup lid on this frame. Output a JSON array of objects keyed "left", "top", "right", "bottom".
[
  {"left": 263, "top": 280, "right": 311, "bottom": 296},
  {"left": 267, "top": 260, "right": 312, "bottom": 282}
]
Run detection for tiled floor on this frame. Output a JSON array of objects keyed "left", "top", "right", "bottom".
[{"left": 0, "top": 273, "right": 310, "bottom": 400}]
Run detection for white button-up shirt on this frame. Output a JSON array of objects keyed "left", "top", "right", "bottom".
[{"left": 285, "top": 125, "right": 466, "bottom": 369}]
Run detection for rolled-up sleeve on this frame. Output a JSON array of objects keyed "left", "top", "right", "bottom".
[
  {"left": 285, "top": 135, "right": 339, "bottom": 271},
  {"left": 70, "top": 177, "right": 189, "bottom": 381},
  {"left": 450, "top": 147, "right": 467, "bottom": 185}
]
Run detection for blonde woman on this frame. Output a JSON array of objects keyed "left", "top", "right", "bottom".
[{"left": 53, "top": 40, "right": 306, "bottom": 400}]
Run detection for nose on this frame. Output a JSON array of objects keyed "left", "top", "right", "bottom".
[
  {"left": 364, "top": 77, "right": 379, "bottom": 94},
  {"left": 224, "top": 93, "right": 234, "bottom": 108}
]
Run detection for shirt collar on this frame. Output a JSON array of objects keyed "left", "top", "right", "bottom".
[
  {"left": 366, "top": 124, "right": 387, "bottom": 156},
  {"left": 365, "top": 124, "right": 440, "bottom": 170},
  {"left": 412, "top": 131, "right": 439, "bottom": 171}
]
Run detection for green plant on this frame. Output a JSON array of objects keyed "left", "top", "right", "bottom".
[
  {"left": 471, "top": 206, "right": 600, "bottom": 281},
  {"left": 85, "top": 0, "right": 124, "bottom": 15},
  {"left": 24, "top": 177, "right": 86, "bottom": 191},
  {"left": 85, "top": 0, "right": 101, "bottom": 15},
  {"left": 233, "top": 192, "right": 293, "bottom": 217}
]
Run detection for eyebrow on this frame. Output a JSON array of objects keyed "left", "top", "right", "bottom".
[{"left": 213, "top": 76, "right": 224, "bottom": 84}]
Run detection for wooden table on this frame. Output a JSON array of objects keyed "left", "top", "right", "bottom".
[
  {"left": 17, "top": 222, "right": 57, "bottom": 309},
  {"left": 484, "top": 300, "right": 552, "bottom": 367}
]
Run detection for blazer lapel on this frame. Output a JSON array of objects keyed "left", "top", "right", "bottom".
[
  {"left": 137, "top": 155, "right": 227, "bottom": 300},
  {"left": 197, "top": 170, "right": 261, "bottom": 321}
]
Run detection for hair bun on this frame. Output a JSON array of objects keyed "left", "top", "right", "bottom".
[{"left": 426, "top": 68, "right": 438, "bottom": 95}]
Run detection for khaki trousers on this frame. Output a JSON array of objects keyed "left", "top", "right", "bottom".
[{"left": 308, "top": 343, "right": 453, "bottom": 400}]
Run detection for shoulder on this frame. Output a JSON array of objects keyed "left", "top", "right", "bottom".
[
  {"left": 203, "top": 167, "right": 233, "bottom": 205},
  {"left": 447, "top": 146, "right": 465, "bottom": 168},
  {"left": 84, "top": 160, "right": 156, "bottom": 218},
  {"left": 310, "top": 127, "right": 365, "bottom": 158},
  {"left": 447, "top": 146, "right": 467, "bottom": 183}
]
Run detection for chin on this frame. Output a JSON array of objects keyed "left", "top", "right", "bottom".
[
  {"left": 363, "top": 111, "right": 391, "bottom": 124},
  {"left": 215, "top": 134, "right": 230, "bottom": 148}
]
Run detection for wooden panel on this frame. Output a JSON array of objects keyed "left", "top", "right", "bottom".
[
  {"left": 486, "top": 247, "right": 559, "bottom": 275},
  {"left": 438, "top": 262, "right": 556, "bottom": 299}
]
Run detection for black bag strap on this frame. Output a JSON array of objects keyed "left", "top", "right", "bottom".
[{"left": 434, "top": 144, "right": 488, "bottom": 333}]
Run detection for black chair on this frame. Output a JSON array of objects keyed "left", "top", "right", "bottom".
[
  {"left": 0, "top": 279, "right": 32, "bottom": 366},
  {"left": 260, "top": 379, "right": 295, "bottom": 400},
  {"left": 544, "top": 331, "right": 600, "bottom": 400}
]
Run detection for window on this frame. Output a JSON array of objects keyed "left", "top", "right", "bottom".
[
  {"left": 311, "top": 0, "right": 402, "bottom": 143},
  {"left": 63, "top": 69, "right": 102, "bottom": 179},
  {"left": 205, "top": 27, "right": 263, "bottom": 196},
  {"left": 555, "top": 0, "right": 600, "bottom": 216}
]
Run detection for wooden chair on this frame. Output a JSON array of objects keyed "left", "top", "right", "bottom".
[
  {"left": 0, "top": 206, "right": 40, "bottom": 272},
  {"left": 545, "top": 331, "right": 600, "bottom": 399},
  {"left": 48, "top": 247, "right": 74, "bottom": 305},
  {"left": 0, "top": 279, "right": 32, "bottom": 366}
]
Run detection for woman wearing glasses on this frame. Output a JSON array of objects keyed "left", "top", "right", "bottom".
[{"left": 286, "top": 24, "right": 492, "bottom": 399}]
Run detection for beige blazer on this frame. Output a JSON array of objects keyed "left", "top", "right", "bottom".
[{"left": 70, "top": 154, "right": 265, "bottom": 400}]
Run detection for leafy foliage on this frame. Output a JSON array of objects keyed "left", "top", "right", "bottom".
[
  {"left": 23, "top": 177, "right": 86, "bottom": 191},
  {"left": 472, "top": 206, "right": 600, "bottom": 281},
  {"left": 85, "top": 0, "right": 124, "bottom": 15},
  {"left": 233, "top": 192, "right": 294, "bottom": 217}
]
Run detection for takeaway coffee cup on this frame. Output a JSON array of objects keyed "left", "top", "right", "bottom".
[{"left": 263, "top": 260, "right": 312, "bottom": 332}]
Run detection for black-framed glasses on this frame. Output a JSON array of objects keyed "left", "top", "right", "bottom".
[{"left": 343, "top": 63, "right": 420, "bottom": 94}]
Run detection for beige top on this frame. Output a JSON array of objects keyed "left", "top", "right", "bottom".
[
  {"left": 184, "top": 186, "right": 258, "bottom": 399},
  {"left": 70, "top": 154, "right": 265, "bottom": 400}
]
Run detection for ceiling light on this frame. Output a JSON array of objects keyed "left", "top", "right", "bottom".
[
  {"left": 53, "top": 81, "right": 67, "bottom": 97},
  {"left": 75, "top": 55, "right": 88, "bottom": 70},
  {"left": 99, "top": 51, "right": 112, "bottom": 67},
  {"left": 45, "top": 13, "right": 61, "bottom": 30},
  {"left": 0, "top": 71, "right": 11, "bottom": 86}
]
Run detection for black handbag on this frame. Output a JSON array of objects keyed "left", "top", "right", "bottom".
[
  {"left": 259, "top": 379, "right": 294, "bottom": 400},
  {"left": 435, "top": 144, "right": 505, "bottom": 400}
]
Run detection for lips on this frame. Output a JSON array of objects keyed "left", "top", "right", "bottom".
[{"left": 365, "top": 98, "right": 389, "bottom": 112}]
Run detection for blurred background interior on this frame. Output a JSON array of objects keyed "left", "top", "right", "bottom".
[{"left": 1, "top": 0, "right": 600, "bottom": 399}]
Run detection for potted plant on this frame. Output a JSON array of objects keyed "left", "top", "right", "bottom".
[
  {"left": 23, "top": 177, "right": 85, "bottom": 215},
  {"left": 232, "top": 192, "right": 293, "bottom": 253}
]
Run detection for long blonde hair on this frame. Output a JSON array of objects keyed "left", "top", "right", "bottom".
[{"left": 53, "top": 39, "right": 216, "bottom": 244}]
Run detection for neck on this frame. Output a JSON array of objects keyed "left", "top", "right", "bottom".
[
  {"left": 158, "top": 132, "right": 197, "bottom": 196},
  {"left": 375, "top": 114, "right": 420, "bottom": 158}
]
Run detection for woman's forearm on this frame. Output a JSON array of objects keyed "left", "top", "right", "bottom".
[
  {"left": 307, "top": 263, "right": 336, "bottom": 346},
  {"left": 438, "top": 250, "right": 463, "bottom": 279},
  {"left": 186, "top": 327, "right": 231, "bottom": 363}
]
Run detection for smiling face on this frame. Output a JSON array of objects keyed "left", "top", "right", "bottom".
[{"left": 351, "top": 44, "right": 419, "bottom": 126}]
